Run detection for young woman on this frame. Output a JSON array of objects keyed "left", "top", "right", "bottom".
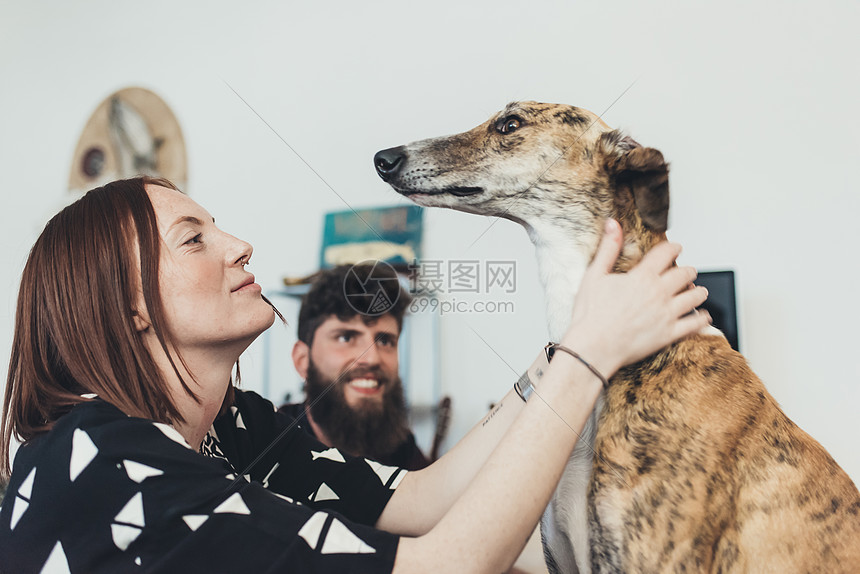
[{"left": 0, "top": 176, "right": 709, "bottom": 573}]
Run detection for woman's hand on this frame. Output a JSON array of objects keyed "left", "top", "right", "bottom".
[{"left": 562, "top": 219, "right": 711, "bottom": 378}]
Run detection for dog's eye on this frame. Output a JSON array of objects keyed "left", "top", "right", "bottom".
[{"left": 497, "top": 116, "right": 522, "bottom": 134}]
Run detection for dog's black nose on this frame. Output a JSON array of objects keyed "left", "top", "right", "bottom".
[{"left": 374, "top": 146, "right": 406, "bottom": 181}]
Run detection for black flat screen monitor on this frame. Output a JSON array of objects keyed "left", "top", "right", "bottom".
[{"left": 695, "top": 270, "right": 739, "bottom": 352}]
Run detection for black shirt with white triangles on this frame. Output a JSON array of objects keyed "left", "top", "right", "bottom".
[{"left": 0, "top": 389, "right": 404, "bottom": 573}]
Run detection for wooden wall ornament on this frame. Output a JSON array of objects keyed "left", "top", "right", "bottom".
[{"left": 68, "top": 87, "right": 188, "bottom": 194}]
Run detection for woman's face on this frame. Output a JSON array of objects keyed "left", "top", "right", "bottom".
[{"left": 144, "top": 185, "right": 275, "bottom": 356}]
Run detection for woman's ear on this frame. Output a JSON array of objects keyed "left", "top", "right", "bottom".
[
  {"left": 292, "top": 340, "right": 310, "bottom": 379},
  {"left": 132, "top": 309, "right": 151, "bottom": 333}
]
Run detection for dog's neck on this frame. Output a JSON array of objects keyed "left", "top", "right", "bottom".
[
  {"left": 527, "top": 218, "right": 660, "bottom": 341},
  {"left": 528, "top": 220, "right": 594, "bottom": 341}
]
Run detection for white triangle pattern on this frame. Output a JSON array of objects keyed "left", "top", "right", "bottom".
[
  {"left": 10, "top": 496, "right": 28, "bottom": 531},
  {"left": 364, "top": 459, "right": 398, "bottom": 485},
  {"left": 153, "top": 423, "right": 191, "bottom": 449},
  {"left": 230, "top": 406, "right": 247, "bottom": 430},
  {"left": 297, "top": 511, "right": 327, "bottom": 549},
  {"left": 122, "top": 460, "right": 163, "bottom": 484},
  {"left": 213, "top": 492, "right": 251, "bottom": 515},
  {"left": 314, "top": 483, "right": 340, "bottom": 502},
  {"left": 262, "top": 462, "right": 280, "bottom": 488},
  {"left": 390, "top": 469, "right": 407, "bottom": 490},
  {"left": 115, "top": 492, "right": 145, "bottom": 527},
  {"left": 272, "top": 492, "right": 296, "bottom": 504},
  {"left": 19, "top": 467, "right": 36, "bottom": 498},
  {"left": 320, "top": 518, "right": 376, "bottom": 555},
  {"left": 135, "top": 557, "right": 142, "bottom": 566},
  {"left": 70, "top": 429, "right": 99, "bottom": 481},
  {"left": 182, "top": 514, "right": 209, "bottom": 532},
  {"left": 311, "top": 448, "right": 345, "bottom": 463},
  {"left": 10, "top": 467, "right": 36, "bottom": 531},
  {"left": 111, "top": 523, "right": 142, "bottom": 552},
  {"left": 39, "top": 540, "right": 71, "bottom": 574}
]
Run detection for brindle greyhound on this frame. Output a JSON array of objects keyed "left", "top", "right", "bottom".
[{"left": 374, "top": 101, "right": 860, "bottom": 573}]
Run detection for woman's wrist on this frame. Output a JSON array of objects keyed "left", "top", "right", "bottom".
[
  {"left": 516, "top": 341, "right": 609, "bottom": 408},
  {"left": 539, "top": 348, "right": 605, "bottom": 405},
  {"left": 556, "top": 331, "right": 620, "bottom": 387},
  {"left": 547, "top": 343, "right": 610, "bottom": 389}
]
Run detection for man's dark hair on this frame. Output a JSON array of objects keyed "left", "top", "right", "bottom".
[{"left": 297, "top": 263, "right": 411, "bottom": 345}]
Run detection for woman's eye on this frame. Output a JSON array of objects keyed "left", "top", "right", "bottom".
[
  {"left": 497, "top": 116, "right": 521, "bottom": 134},
  {"left": 185, "top": 233, "right": 202, "bottom": 245}
]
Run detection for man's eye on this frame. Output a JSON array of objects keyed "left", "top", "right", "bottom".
[
  {"left": 378, "top": 336, "right": 395, "bottom": 347},
  {"left": 337, "top": 334, "right": 353, "bottom": 343},
  {"left": 184, "top": 233, "right": 202, "bottom": 245}
]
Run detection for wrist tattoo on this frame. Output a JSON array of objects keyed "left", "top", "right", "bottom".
[{"left": 482, "top": 402, "right": 504, "bottom": 427}]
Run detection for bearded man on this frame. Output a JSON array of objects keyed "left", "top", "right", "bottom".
[{"left": 279, "top": 263, "right": 429, "bottom": 470}]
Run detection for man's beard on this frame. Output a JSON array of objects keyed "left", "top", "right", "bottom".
[{"left": 305, "top": 359, "right": 411, "bottom": 460}]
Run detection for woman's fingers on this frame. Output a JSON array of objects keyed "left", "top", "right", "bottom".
[
  {"left": 588, "top": 219, "right": 624, "bottom": 276},
  {"left": 568, "top": 230, "right": 716, "bottom": 372},
  {"left": 633, "top": 241, "right": 683, "bottom": 277},
  {"left": 671, "top": 308, "right": 713, "bottom": 341},
  {"left": 670, "top": 285, "right": 709, "bottom": 318},
  {"left": 661, "top": 265, "right": 698, "bottom": 295}
]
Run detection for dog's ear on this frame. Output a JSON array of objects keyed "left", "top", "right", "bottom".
[{"left": 599, "top": 131, "right": 670, "bottom": 233}]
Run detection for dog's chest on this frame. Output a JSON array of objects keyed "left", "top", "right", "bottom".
[{"left": 585, "top": 340, "right": 742, "bottom": 572}]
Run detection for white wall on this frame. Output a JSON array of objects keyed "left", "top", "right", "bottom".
[{"left": 1, "top": 0, "right": 857, "bottom": 482}]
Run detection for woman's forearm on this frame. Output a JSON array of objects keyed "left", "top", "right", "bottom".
[
  {"left": 377, "top": 353, "right": 547, "bottom": 536},
  {"left": 391, "top": 351, "right": 604, "bottom": 573}
]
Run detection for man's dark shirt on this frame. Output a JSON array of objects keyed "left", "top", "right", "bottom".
[{"left": 278, "top": 403, "right": 430, "bottom": 471}]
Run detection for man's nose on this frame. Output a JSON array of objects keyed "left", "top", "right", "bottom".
[{"left": 355, "top": 340, "right": 381, "bottom": 365}]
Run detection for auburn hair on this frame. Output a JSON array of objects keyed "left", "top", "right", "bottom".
[{"left": 0, "top": 176, "right": 234, "bottom": 477}]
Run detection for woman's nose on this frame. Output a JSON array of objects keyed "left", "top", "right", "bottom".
[{"left": 228, "top": 235, "right": 253, "bottom": 266}]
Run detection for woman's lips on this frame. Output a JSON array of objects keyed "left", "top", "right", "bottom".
[
  {"left": 233, "top": 274, "right": 260, "bottom": 293},
  {"left": 234, "top": 282, "right": 262, "bottom": 293}
]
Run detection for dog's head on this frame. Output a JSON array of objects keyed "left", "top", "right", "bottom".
[{"left": 374, "top": 101, "right": 669, "bottom": 256}]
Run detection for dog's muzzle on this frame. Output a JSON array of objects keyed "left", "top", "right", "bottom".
[
  {"left": 374, "top": 145, "right": 484, "bottom": 197},
  {"left": 373, "top": 146, "right": 406, "bottom": 182}
]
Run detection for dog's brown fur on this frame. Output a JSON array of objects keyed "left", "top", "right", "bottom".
[
  {"left": 596, "top": 337, "right": 859, "bottom": 572},
  {"left": 375, "top": 102, "right": 860, "bottom": 572}
]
